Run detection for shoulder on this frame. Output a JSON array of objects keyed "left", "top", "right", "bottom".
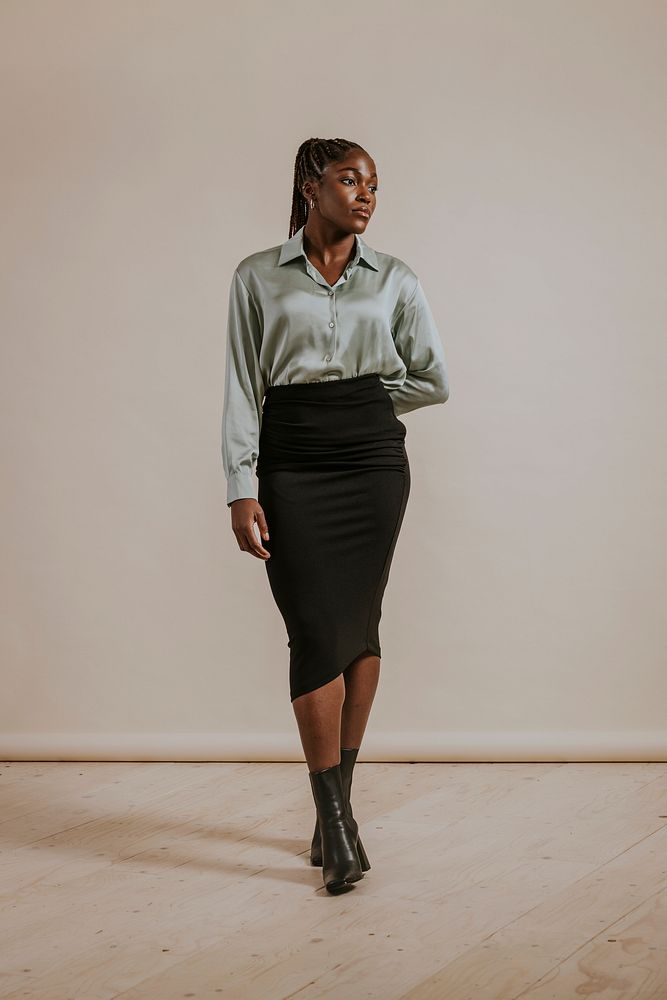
[
  {"left": 373, "top": 248, "right": 417, "bottom": 280},
  {"left": 371, "top": 248, "right": 420, "bottom": 304},
  {"left": 233, "top": 242, "right": 283, "bottom": 288}
]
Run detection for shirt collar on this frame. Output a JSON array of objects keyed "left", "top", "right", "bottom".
[{"left": 278, "top": 224, "right": 379, "bottom": 272}]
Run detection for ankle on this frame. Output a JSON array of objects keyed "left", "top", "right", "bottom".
[{"left": 309, "top": 759, "right": 341, "bottom": 775}]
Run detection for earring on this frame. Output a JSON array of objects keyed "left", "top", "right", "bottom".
[{"left": 310, "top": 198, "right": 315, "bottom": 211}]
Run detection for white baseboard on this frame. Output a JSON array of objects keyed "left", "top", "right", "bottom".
[{"left": 1, "top": 731, "right": 667, "bottom": 761}]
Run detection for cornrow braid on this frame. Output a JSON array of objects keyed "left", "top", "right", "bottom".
[{"left": 289, "top": 137, "right": 364, "bottom": 238}]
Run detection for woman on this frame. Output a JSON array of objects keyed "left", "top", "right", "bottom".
[{"left": 222, "top": 137, "right": 449, "bottom": 894}]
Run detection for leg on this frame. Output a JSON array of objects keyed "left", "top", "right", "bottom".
[
  {"left": 341, "top": 652, "right": 380, "bottom": 750},
  {"left": 292, "top": 673, "right": 345, "bottom": 773},
  {"left": 308, "top": 652, "right": 377, "bottom": 871},
  {"left": 295, "top": 673, "right": 364, "bottom": 890}
]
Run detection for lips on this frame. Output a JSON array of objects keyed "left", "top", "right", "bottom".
[{"left": 353, "top": 209, "right": 370, "bottom": 218}]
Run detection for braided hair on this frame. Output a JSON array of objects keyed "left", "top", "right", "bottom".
[{"left": 289, "top": 137, "right": 365, "bottom": 238}]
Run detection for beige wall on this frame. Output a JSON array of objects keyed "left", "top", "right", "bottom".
[{"left": 2, "top": 1, "right": 666, "bottom": 760}]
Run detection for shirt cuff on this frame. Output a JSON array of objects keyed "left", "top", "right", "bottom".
[
  {"left": 226, "top": 469, "right": 257, "bottom": 506},
  {"left": 387, "top": 366, "right": 450, "bottom": 416}
]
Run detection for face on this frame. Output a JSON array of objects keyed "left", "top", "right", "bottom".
[{"left": 304, "top": 148, "right": 378, "bottom": 232}]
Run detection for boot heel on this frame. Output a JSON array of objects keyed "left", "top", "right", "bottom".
[
  {"left": 310, "top": 818, "right": 322, "bottom": 867},
  {"left": 356, "top": 834, "right": 371, "bottom": 872},
  {"left": 340, "top": 747, "right": 371, "bottom": 871},
  {"left": 311, "top": 830, "right": 369, "bottom": 871}
]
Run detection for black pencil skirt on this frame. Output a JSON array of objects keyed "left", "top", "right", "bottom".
[{"left": 256, "top": 372, "right": 411, "bottom": 702}]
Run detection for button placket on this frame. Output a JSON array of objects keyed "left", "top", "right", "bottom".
[{"left": 326, "top": 286, "right": 337, "bottom": 363}]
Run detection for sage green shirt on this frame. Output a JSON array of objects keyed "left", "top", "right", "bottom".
[{"left": 222, "top": 224, "right": 450, "bottom": 506}]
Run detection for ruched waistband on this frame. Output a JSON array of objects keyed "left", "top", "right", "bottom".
[
  {"left": 257, "top": 371, "right": 406, "bottom": 475},
  {"left": 264, "top": 372, "right": 381, "bottom": 399}
]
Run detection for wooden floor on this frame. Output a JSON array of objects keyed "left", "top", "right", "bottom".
[{"left": 1, "top": 760, "right": 667, "bottom": 999}]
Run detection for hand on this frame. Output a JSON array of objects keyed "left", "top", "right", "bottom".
[{"left": 230, "top": 499, "right": 271, "bottom": 560}]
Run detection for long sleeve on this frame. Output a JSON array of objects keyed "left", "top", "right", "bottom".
[
  {"left": 387, "top": 277, "right": 450, "bottom": 417},
  {"left": 221, "top": 269, "right": 265, "bottom": 506}
]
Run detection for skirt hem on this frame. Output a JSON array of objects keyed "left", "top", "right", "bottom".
[{"left": 289, "top": 642, "right": 382, "bottom": 703}]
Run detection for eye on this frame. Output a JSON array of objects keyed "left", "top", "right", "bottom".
[{"left": 341, "top": 177, "right": 379, "bottom": 193}]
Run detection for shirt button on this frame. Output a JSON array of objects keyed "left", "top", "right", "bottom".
[
  {"left": 324, "top": 355, "right": 332, "bottom": 362},
  {"left": 328, "top": 290, "right": 334, "bottom": 296},
  {"left": 329, "top": 321, "right": 334, "bottom": 328}
]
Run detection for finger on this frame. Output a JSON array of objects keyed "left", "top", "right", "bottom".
[
  {"left": 232, "top": 527, "right": 248, "bottom": 552},
  {"left": 255, "top": 509, "right": 270, "bottom": 542},
  {"left": 243, "top": 523, "right": 271, "bottom": 559},
  {"left": 236, "top": 534, "right": 256, "bottom": 557},
  {"left": 234, "top": 531, "right": 259, "bottom": 556}
]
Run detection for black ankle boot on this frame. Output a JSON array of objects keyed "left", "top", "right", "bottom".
[
  {"left": 308, "top": 762, "right": 363, "bottom": 893},
  {"left": 310, "top": 748, "right": 371, "bottom": 872}
]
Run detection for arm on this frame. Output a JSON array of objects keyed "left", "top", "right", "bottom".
[
  {"left": 221, "top": 269, "right": 265, "bottom": 506},
  {"left": 387, "top": 277, "right": 450, "bottom": 416}
]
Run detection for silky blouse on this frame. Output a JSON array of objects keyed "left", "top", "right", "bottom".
[{"left": 222, "top": 224, "right": 450, "bottom": 505}]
